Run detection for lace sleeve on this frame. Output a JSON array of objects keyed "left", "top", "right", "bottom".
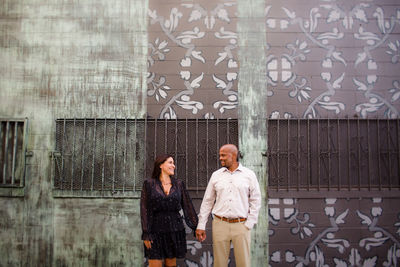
[
  {"left": 180, "top": 180, "right": 198, "bottom": 231},
  {"left": 140, "top": 179, "right": 153, "bottom": 241}
]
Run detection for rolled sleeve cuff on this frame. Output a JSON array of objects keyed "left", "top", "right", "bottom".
[{"left": 196, "top": 222, "right": 207, "bottom": 230}]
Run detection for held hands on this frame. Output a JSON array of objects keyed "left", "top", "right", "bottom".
[
  {"left": 144, "top": 240, "right": 152, "bottom": 249},
  {"left": 195, "top": 229, "right": 206, "bottom": 242}
]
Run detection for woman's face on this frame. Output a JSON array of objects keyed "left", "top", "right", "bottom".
[{"left": 160, "top": 157, "right": 175, "bottom": 176}]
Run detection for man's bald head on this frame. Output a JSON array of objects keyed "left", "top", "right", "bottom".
[
  {"left": 220, "top": 144, "right": 238, "bottom": 156},
  {"left": 219, "top": 144, "right": 239, "bottom": 171}
]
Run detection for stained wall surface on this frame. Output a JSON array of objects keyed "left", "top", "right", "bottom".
[{"left": 0, "top": 0, "right": 147, "bottom": 266}]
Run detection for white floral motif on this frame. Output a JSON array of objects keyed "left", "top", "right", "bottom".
[
  {"left": 383, "top": 244, "right": 400, "bottom": 267},
  {"left": 323, "top": 3, "right": 369, "bottom": 30},
  {"left": 354, "top": 78, "right": 399, "bottom": 118},
  {"left": 351, "top": 7, "right": 400, "bottom": 118},
  {"left": 147, "top": 39, "right": 172, "bottom": 102},
  {"left": 270, "top": 251, "right": 281, "bottom": 263},
  {"left": 147, "top": 75, "right": 171, "bottom": 102},
  {"left": 185, "top": 250, "right": 214, "bottom": 267},
  {"left": 269, "top": 111, "right": 293, "bottom": 119},
  {"left": 292, "top": 205, "right": 350, "bottom": 266},
  {"left": 149, "top": 7, "right": 208, "bottom": 118},
  {"left": 182, "top": 3, "right": 234, "bottom": 30},
  {"left": 281, "top": 6, "right": 347, "bottom": 118},
  {"left": 266, "top": 40, "right": 312, "bottom": 103},
  {"left": 211, "top": 27, "right": 238, "bottom": 114},
  {"left": 396, "top": 214, "right": 400, "bottom": 236},
  {"left": 334, "top": 248, "right": 377, "bottom": 267},
  {"left": 387, "top": 40, "right": 400, "bottom": 63},
  {"left": 186, "top": 240, "right": 202, "bottom": 255},
  {"left": 286, "top": 210, "right": 315, "bottom": 239},
  {"left": 322, "top": 233, "right": 350, "bottom": 253},
  {"left": 389, "top": 80, "right": 400, "bottom": 102}
]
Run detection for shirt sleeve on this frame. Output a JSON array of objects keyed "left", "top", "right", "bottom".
[
  {"left": 197, "top": 175, "right": 216, "bottom": 230},
  {"left": 180, "top": 180, "right": 199, "bottom": 231},
  {"left": 140, "top": 179, "right": 154, "bottom": 241},
  {"left": 244, "top": 171, "right": 262, "bottom": 229}
]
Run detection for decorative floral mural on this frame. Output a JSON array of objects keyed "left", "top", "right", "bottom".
[
  {"left": 268, "top": 198, "right": 400, "bottom": 267},
  {"left": 147, "top": 1, "right": 238, "bottom": 119},
  {"left": 176, "top": 198, "right": 400, "bottom": 267},
  {"left": 147, "top": 0, "right": 400, "bottom": 119},
  {"left": 147, "top": 0, "right": 400, "bottom": 266}
]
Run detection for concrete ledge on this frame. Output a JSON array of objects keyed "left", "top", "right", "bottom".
[
  {"left": 52, "top": 189, "right": 141, "bottom": 198},
  {"left": 0, "top": 187, "right": 25, "bottom": 197}
]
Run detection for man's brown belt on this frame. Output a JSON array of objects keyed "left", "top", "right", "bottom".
[{"left": 214, "top": 214, "right": 247, "bottom": 223}]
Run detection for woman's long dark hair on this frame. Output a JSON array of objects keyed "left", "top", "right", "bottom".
[{"left": 151, "top": 154, "right": 174, "bottom": 179}]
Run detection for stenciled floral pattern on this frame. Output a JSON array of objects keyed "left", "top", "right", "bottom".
[
  {"left": 147, "top": 1, "right": 400, "bottom": 265},
  {"left": 269, "top": 198, "right": 400, "bottom": 267},
  {"left": 147, "top": 2, "right": 238, "bottom": 119},
  {"left": 147, "top": 1, "right": 399, "bottom": 119}
]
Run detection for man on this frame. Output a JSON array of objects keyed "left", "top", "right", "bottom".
[{"left": 195, "top": 144, "right": 261, "bottom": 267}]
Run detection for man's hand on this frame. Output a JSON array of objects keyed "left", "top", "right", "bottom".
[{"left": 196, "top": 229, "right": 206, "bottom": 242}]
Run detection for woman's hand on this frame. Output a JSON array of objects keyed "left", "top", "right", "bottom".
[{"left": 144, "top": 240, "right": 152, "bottom": 249}]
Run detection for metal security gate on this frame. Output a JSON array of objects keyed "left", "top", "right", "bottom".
[
  {"left": 267, "top": 119, "right": 400, "bottom": 194},
  {"left": 52, "top": 118, "right": 238, "bottom": 193},
  {"left": 52, "top": 118, "right": 399, "bottom": 195}
]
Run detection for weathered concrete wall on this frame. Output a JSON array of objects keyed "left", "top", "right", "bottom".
[
  {"left": 53, "top": 199, "right": 142, "bottom": 266},
  {"left": 237, "top": 0, "right": 269, "bottom": 265},
  {"left": 0, "top": 0, "right": 147, "bottom": 265},
  {"left": 0, "top": 198, "right": 25, "bottom": 266}
]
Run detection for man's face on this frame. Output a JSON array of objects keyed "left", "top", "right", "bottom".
[{"left": 219, "top": 147, "right": 235, "bottom": 168}]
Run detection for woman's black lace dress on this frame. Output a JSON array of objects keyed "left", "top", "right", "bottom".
[{"left": 140, "top": 178, "right": 198, "bottom": 259}]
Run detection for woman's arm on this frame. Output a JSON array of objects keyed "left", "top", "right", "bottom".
[
  {"left": 180, "top": 180, "right": 199, "bottom": 231},
  {"left": 140, "top": 179, "right": 153, "bottom": 241}
]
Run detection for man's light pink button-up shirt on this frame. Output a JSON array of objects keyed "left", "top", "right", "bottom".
[{"left": 197, "top": 163, "right": 261, "bottom": 230}]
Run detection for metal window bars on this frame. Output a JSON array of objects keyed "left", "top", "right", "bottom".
[
  {"left": 52, "top": 118, "right": 238, "bottom": 192},
  {"left": 0, "top": 119, "right": 28, "bottom": 188},
  {"left": 52, "top": 118, "right": 399, "bottom": 193},
  {"left": 267, "top": 118, "right": 400, "bottom": 192}
]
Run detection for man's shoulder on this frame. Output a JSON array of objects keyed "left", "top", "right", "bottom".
[
  {"left": 212, "top": 167, "right": 227, "bottom": 175},
  {"left": 209, "top": 167, "right": 227, "bottom": 180},
  {"left": 238, "top": 164, "right": 257, "bottom": 177}
]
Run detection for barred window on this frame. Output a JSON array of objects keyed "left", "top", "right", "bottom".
[
  {"left": 0, "top": 119, "right": 27, "bottom": 188},
  {"left": 52, "top": 118, "right": 238, "bottom": 196},
  {"left": 267, "top": 119, "right": 400, "bottom": 193},
  {"left": 53, "top": 118, "right": 399, "bottom": 197}
]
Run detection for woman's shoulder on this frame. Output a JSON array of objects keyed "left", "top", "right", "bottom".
[
  {"left": 172, "top": 178, "right": 184, "bottom": 187},
  {"left": 143, "top": 178, "right": 157, "bottom": 186}
]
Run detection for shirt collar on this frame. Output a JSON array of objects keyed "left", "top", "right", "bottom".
[{"left": 223, "top": 163, "right": 243, "bottom": 173}]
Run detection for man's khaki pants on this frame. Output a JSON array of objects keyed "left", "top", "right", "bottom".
[{"left": 212, "top": 217, "right": 251, "bottom": 267}]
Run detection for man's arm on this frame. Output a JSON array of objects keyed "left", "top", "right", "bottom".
[
  {"left": 244, "top": 172, "right": 262, "bottom": 229},
  {"left": 196, "top": 175, "right": 216, "bottom": 242}
]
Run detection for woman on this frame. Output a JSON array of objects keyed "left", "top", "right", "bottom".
[{"left": 140, "top": 154, "right": 198, "bottom": 267}]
